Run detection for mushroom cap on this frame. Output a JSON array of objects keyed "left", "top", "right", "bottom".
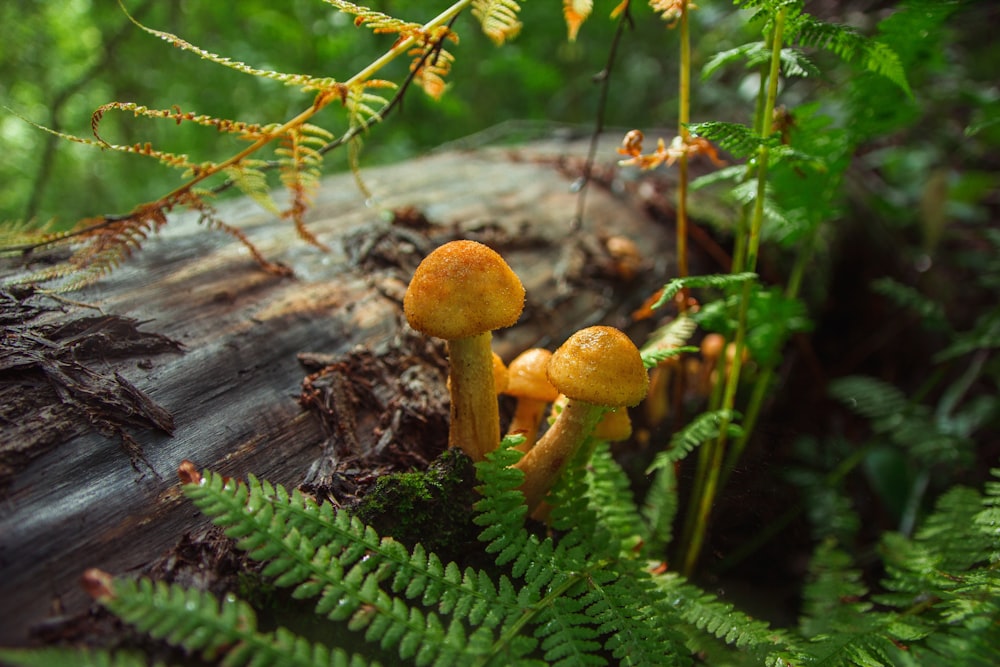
[
  {"left": 700, "top": 333, "right": 726, "bottom": 360},
  {"left": 547, "top": 326, "right": 649, "bottom": 407},
  {"left": 505, "top": 348, "right": 559, "bottom": 402},
  {"left": 593, "top": 407, "right": 633, "bottom": 442},
  {"left": 404, "top": 240, "right": 525, "bottom": 340}
]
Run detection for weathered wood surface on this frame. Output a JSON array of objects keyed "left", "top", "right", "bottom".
[{"left": 0, "top": 135, "right": 676, "bottom": 645}]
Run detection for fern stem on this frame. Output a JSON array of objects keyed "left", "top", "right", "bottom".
[
  {"left": 476, "top": 571, "right": 587, "bottom": 666},
  {"left": 680, "top": 6, "right": 789, "bottom": 577},
  {"left": 676, "top": 2, "right": 692, "bottom": 282},
  {"left": 152, "top": 0, "right": 472, "bottom": 212}
]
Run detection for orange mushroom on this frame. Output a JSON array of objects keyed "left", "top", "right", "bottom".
[
  {"left": 503, "top": 348, "right": 559, "bottom": 451},
  {"left": 514, "top": 326, "right": 648, "bottom": 510},
  {"left": 404, "top": 240, "right": 525, "bottom": 462}
]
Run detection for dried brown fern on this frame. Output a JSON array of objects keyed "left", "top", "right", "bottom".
[{"left": 3, "top": 0, "right": 519, "bottom": 292}]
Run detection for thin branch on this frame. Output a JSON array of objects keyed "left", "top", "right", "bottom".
[{"left": 572, "top": 1, "right": 634, "bottom": 230}]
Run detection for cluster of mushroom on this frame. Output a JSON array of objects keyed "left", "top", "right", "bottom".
[{"left": 403, "top": 240, "right": 648, "bottom": 511}]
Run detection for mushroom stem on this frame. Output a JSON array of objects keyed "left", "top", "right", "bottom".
[
  {"left": 508, "top": 399, "right": 548, "bottom": 452},
  {"left": 447, "top": 333, "right": 501, "bottom": 462},
  {"left": 514, "top": 399, "right": 604, "bottom": 510}
]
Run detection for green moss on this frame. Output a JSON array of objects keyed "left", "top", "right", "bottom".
[{"left": 352, "top": 448, "right": 480, "bottom": 561}]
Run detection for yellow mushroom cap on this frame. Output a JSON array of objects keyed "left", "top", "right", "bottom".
[
  {"left": 404, "top": 240, "right": 525, "bottom": 340},
  {"left": 505, "top": 348, "right": 559, "bottom": 402},
  {"left": 593, "top": 408, "right": 633, "bottom": 442},
  {"left": 546, "top": 326, "right": 649, "bottom": 407}
]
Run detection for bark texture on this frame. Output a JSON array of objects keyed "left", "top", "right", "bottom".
[{"left": 0, "top": 135, "right": 678, "bottom": 644}]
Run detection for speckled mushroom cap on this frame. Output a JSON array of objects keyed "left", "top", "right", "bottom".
[
  {"left": 506, "top": 348, "right": 559, "bottom": 402},
  {"left": 546, "top": 326, "right": 649, "bottom": 407},
  {"left": 404, "top": 240, "right": 525, "bottom": 340}
]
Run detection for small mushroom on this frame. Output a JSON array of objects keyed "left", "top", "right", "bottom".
[
  {"left": 503, "top": 348, "right": 559, "bottom": 451},
  {"left": 699, "top": 333, "right": 725, "bottom": 395},
  {"left": 592, "top": 406, "right": 633, "bottom": 442},
  {"left": 515, "top": 326, "right": 648, "bottom": 510},
  {"left": 404, "top": 240, "right": 525, "bottom": 462}
]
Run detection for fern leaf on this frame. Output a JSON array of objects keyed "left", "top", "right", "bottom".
[
  {"left": 651, "top": 272, "right": 758, "bottom": 311},
  {"left": 687, "top": 121, "right": 767, "bottom": 159},
  {"left": 11, "top": 106, "right": 205, "bottom": 174},
  {"left": 409, "top": 39, "right": 456, "bottom": 101},
  {"left": 640, "top": 461, "right": 678, "bottom": 558},
  {"left": 225, "top": 160, "right": 280, "bottom": 216},
  {"left": 119, "top": 1, "right": 341, "bottom": 93},
  {"left": 183, "top": 470, "right": 519, "bottom": 665},
  {"left": 702, "top": 41, "right": 818, "bottom": 79},
  {"left": 656, "top": 572, "right": 808, "bottom": 666},
  {"left": 701, "top": 42, "right": 768, "bottom": 79},
  {"left": 647, "top": 409, "right": 743, "bottom": 470},
  {"left": 93, "top": 574, "right": 376, "bottom": 667},
  {"left": 276, "top": 124, "right": 334, "bottom": 249},
  {"left": 319, "top": 0, "right": 423, "bottom": 40},
  {"left": 799, "top": 539, "right": 873, "bottom": 639},
  {"left": 791, "top": 14, "right": 911, "bottom": 96},
  {"left": 563, "top": 0, "right": 593, "bottom": 41},
  {"left": 583, "top": 442, "right": 646, "bottom": 553},
  {"left": 0, "top": 648, "right": 153, "bottom": 667},
  {"left": 473, "top": 0, "right": 523, "bottom": 45},
  {"left": 640, "top": 315, "right": 698, "bottom": 369}
]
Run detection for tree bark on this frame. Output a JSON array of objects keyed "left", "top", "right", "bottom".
[{"left": 0, "top": 135, "right": 677, "bottom": 645}]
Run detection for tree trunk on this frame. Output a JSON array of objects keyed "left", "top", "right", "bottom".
[{"left": 0, "top": 135, "right": 677, "bottom": 645}]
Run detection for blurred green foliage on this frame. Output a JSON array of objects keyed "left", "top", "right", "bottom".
[
  {"left": 1, "top": 0, "right": 996, "bottom": 241},
  {"left": 0, "top": 0, "right": 687, "bottom": 226}
]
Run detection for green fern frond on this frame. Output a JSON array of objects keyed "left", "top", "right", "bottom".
[
  {"left": 185, "top": 468, "right": 526, "bottom": 666},
  {"left": 829, "top": 375, "right": 908, "bottom": 424},
  {"left": 119, "top": 1, "right": 341, "bottom": 93},
  {"left": 702, "top": 41, "right": 818, "bottom": 79},
  {"left": 934, "top": 309, "right": 1000, "bottom": 363},
  {"left": 0, "top": 648, "right": 155, "bottom": 667},
  {"left": 687, "top": 121, "right": 767, "bottom": 159},
  {"left": 829, "top": 375, "right": 973, "bottom": 467},
  {"left": 799, "top": 538, "right": 873, "bottom": 638},
  {"left": 583, "top": 442, "right": 646, "bottom": 552},
  {"left": 640, "top": 315, "right": 698, "bottom": 369},
  {"left": 689, "top": 164, "right": 746, "bottom": 191},
  {"left": 96, "top": 575, "right": 377, "bottom": 667},
  {"left": 651, "top": 272, "right": 758, "bottom": 311},
  {"left": 701, "top": 42, "right": 769, "bottom": 79},
  {"left": 647, "top": 410, "right": 743, "bottom": 470},
  {"left": 790, "top": 14, "right": 910, "bottom": 96},
  {"left": 640, "top": 462, "right": 678, "bottom": 559},
  {"left": 655, "top": 572, "right": 807, "bottom": 666},
  {"left": 225, "top": 160, "right": 280, "bottom": 216},
  {"left": 472, "top": 0, "right": 523, "bottom": 46},
  {"left": 473, "top": 438, "right": 530, "bottom": 562}
]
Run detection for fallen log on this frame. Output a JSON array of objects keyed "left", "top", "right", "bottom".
[{"left": 0, "top": 134, "right": 680, "bottom": 645}]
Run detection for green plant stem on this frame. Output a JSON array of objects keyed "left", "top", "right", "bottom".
[
  {"left": 477, "top": 570, "right": 588, "bottom": 666},
  {"left": 680, "top": 6, "right": 789, "bottom": 577},
  {"left": 721, "top": 201, "right": 821, "bottom": 486},
  {"left": 676, "top": 2, "right": 692, "bottom": 281}
]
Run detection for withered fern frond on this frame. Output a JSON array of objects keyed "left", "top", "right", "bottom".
[
  {"left": 276, "top": 124, "right": 335, "bottom": 250},
  {"left": 472, "top": 0, "right": 523, "bottom": 45}
]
